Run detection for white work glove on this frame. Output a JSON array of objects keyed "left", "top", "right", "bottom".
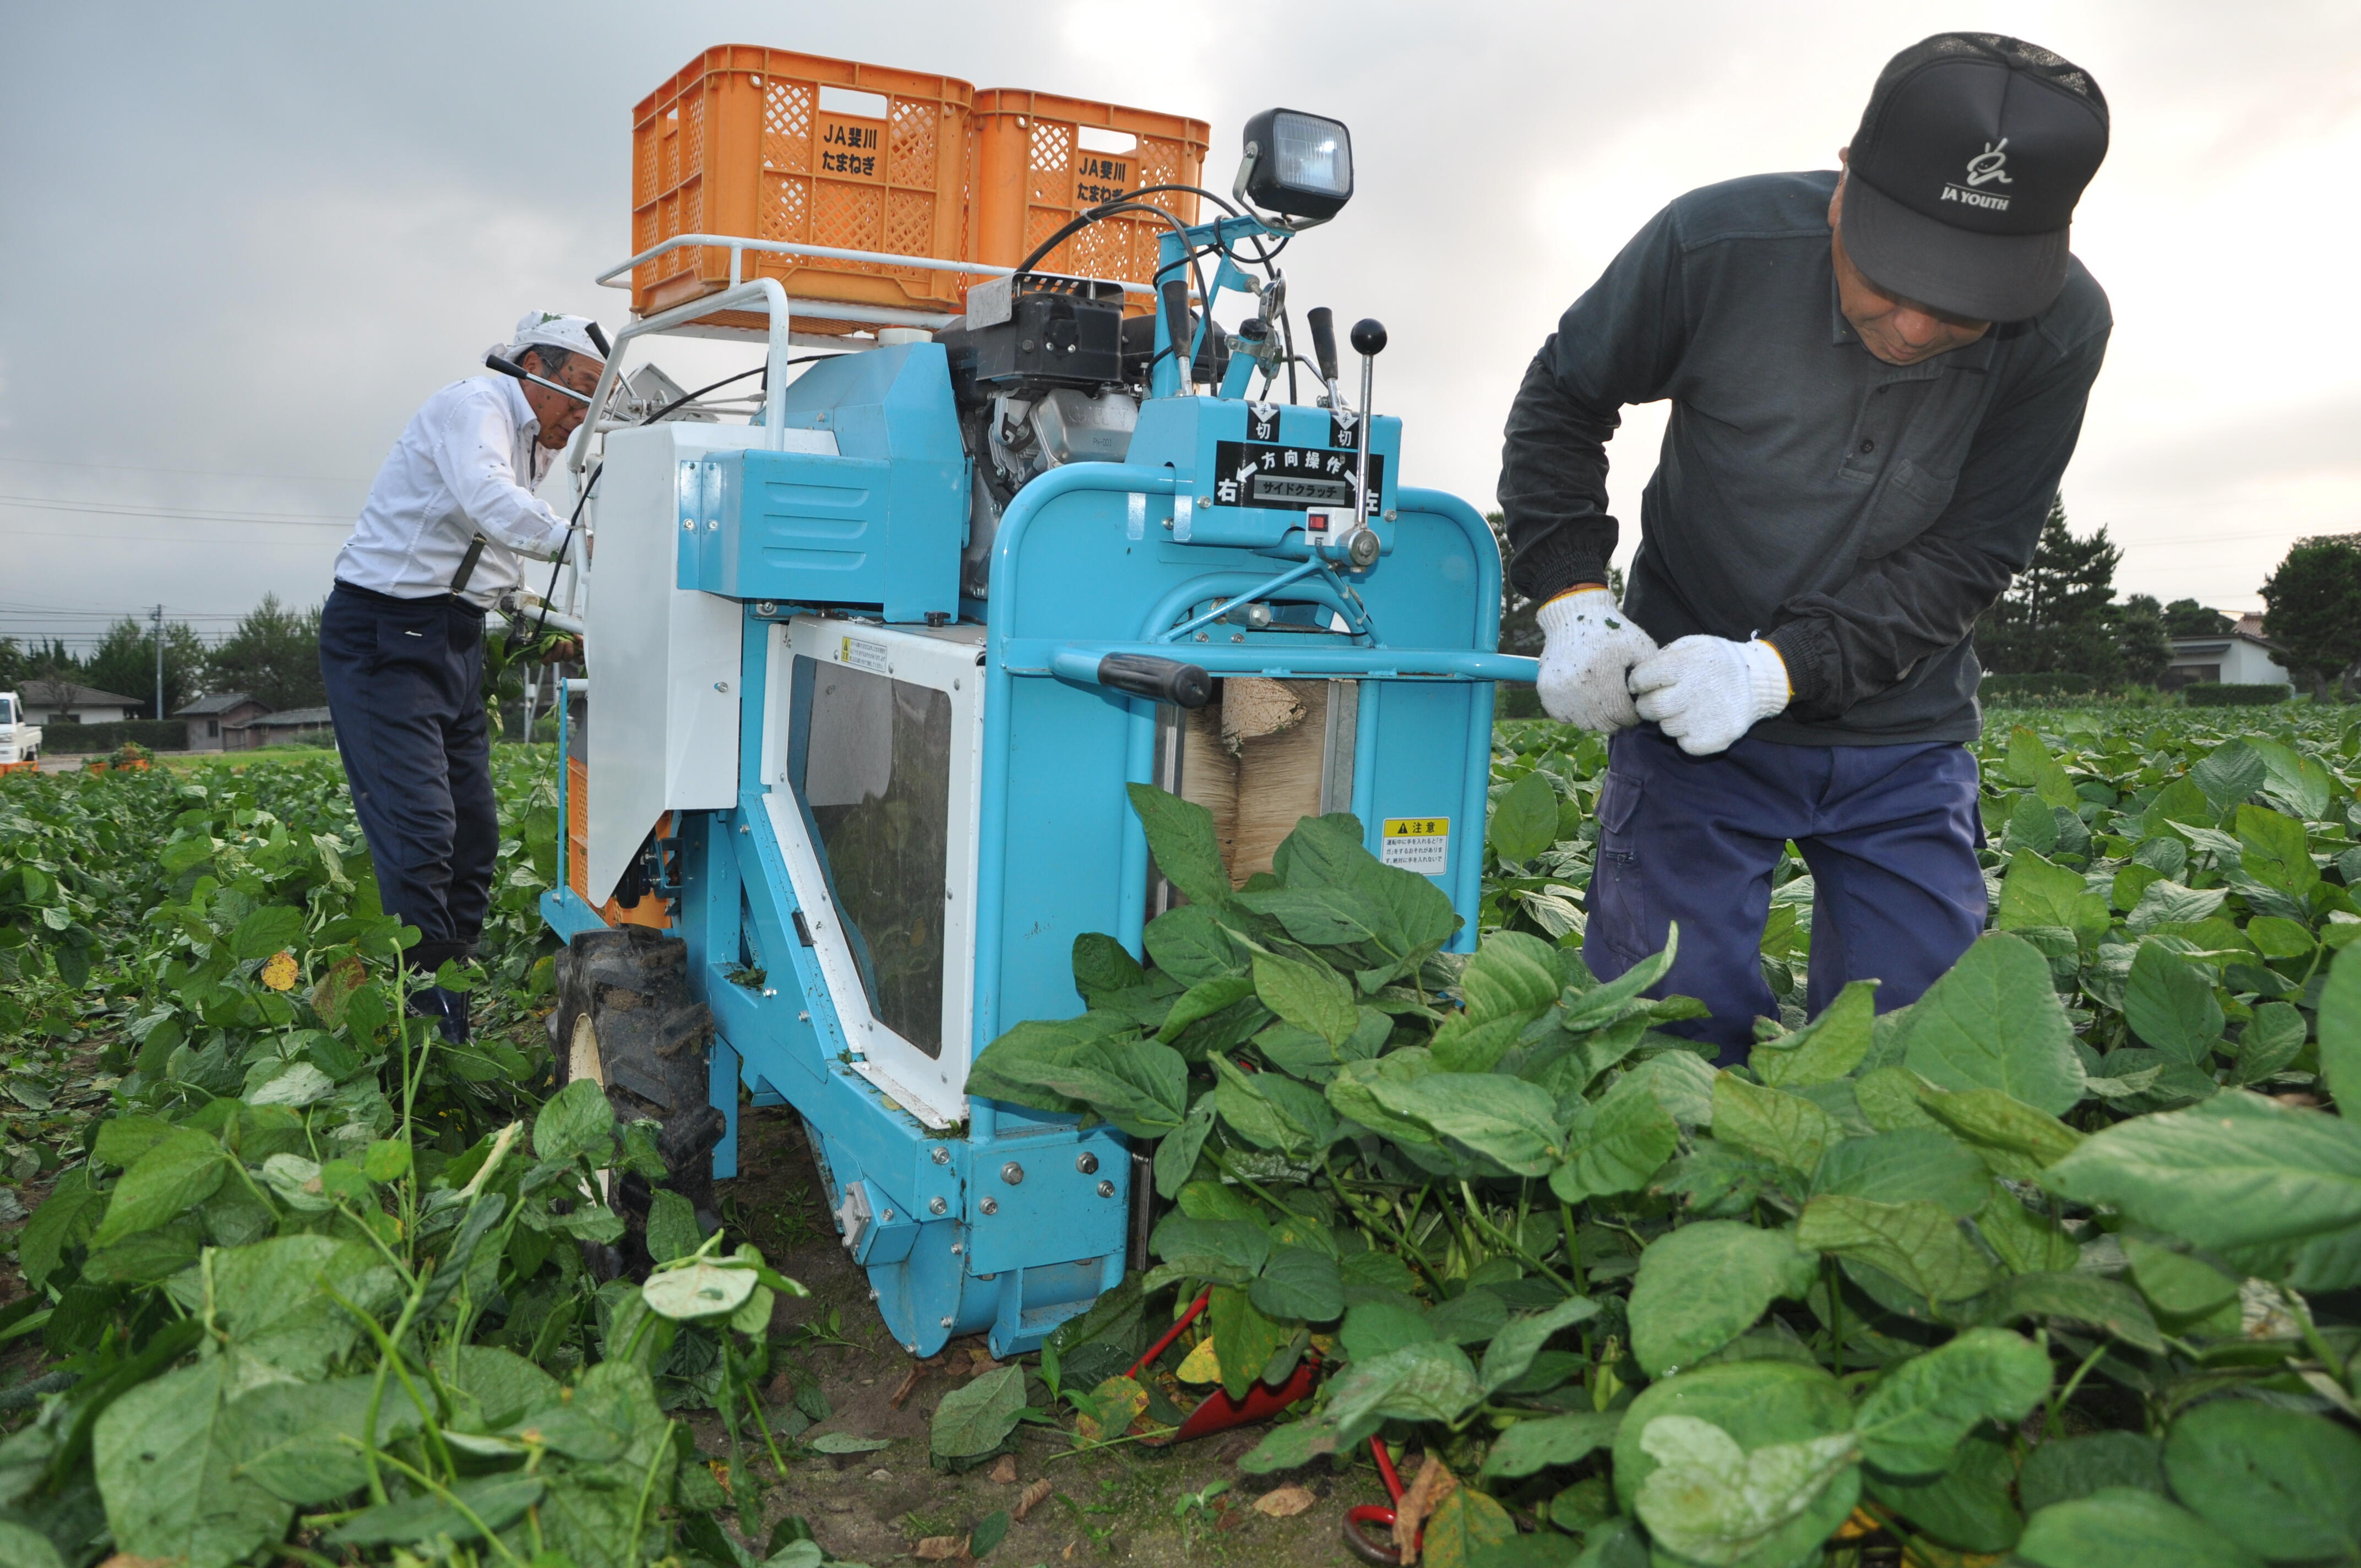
[
  {"left": 1629, "top": 635, "right": 1791, "bottom": 756},
  {"left": 1534, "top": 586, "right": 1658, "bottom": 731}
]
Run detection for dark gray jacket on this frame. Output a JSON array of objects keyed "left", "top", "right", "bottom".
[{"left": 1500, "top": 170, "right": 2110, "bottom": 745}]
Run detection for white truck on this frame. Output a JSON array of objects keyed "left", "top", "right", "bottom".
[{"left": 0, "top": 693, "right": 42, "bottom": 768}]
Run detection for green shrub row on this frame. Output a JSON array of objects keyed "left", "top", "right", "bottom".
[{"left": 35, "top": 719, "right": 188, "bottom": 754}]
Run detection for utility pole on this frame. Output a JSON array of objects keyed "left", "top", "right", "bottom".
[{"left": 152, "top": 603, "right": 164, "bottom": 723}]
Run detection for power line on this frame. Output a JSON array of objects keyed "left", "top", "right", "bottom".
[
  {"left": 0, "top": 454, "right": 370, "bottom": 484},
  {"left": 0, "top": 494, "right": 351, "bottom": 525}
]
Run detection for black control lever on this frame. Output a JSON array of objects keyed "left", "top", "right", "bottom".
[
  {"left": 1160, "top": 279, "right": 1195, "bottom": 391},
  {"left": 1347, "top": 319, "right": 1389, "bottom": 562},
  {"left": 1095, "top": 653, "right": 1212, "bottom": 710},
  {"left": 584, "top": 320, "right": 612, "bottom": 358},
  {"left": 1307, "top": 307, "right": 1341, "bottom": 405}
]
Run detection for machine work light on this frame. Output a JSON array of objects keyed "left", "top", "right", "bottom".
[{"left": 1237, "top": 108, "right": 1353, "bottom": 222}]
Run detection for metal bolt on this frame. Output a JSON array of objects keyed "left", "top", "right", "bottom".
[
  {"left": 950, "top": 1242, "right": 964, "bottom": 1255},
  {"left": 868, "top": 1289, "right": 879, "bottom": 1302},
  {"left": 1000, "top": 1162, "right": 1025, "bottom": 1185},
  {"left": 881, "top": 1209, "right": 894, "bottom": 1222},
  {"left": 981, "top": 1197, "right": 998, "bottom": 1216},
  {"left": 929, "top": 1196, "right": 948, "bottom": 1215},
  {"left": 798, "top": 1011, "right": 810, "bottom": 1022},
  {"left": 763, "top": 988, "right": 777, "bottom": 998},
  {"left": 1075, "top": 1152, "right": 1099, "bottom": 1175},
  {"left": 714, "top": 680, "right": 730, "bottom": 693},
  {"left": 682, "top": 519, "right": 694, "bottom": 531},
  {"left": 940, "top": 1315, "right": 955, "bottom": 1328},
  {"left": 756, "top": 601, "right": 778, "bottom": 616},
  {"left": 1097, "top": 1179, "right": 1116, "bottom": 1198},
  {"left": 978, "top": 1273, "right": 996, "bottom": 1281},
  {"left": 932, "top": 1147, "right": 950, "bottom": 1165}
]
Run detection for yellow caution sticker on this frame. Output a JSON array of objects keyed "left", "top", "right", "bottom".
[{"left": 1380, "top": 816, "right": 1449, "bottom": 874}]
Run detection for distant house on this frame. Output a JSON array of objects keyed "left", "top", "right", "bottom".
[
  {"left": 17, "top": 682, "right": 143, "bottom": 725},
  {"left": 225, "top": 706, "right": 334, "bottom": 750},
  {"left": 2162, "top": 627, "right": 2291, "bottom": 690},
  {"left": 173, "top": 692, "right": 271, "bottom": 752}
]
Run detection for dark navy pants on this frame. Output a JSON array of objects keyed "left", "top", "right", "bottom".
[
  {"left": 319, "top": 581, "right": 498, "bottom": 974},
  {"left": 1584, "top": 723, "right": 1985, "bottom": 1062}
]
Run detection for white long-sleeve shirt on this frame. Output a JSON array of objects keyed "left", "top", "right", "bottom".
[{"left": 333, "top": 374, "right": 574, "bottom": 608}]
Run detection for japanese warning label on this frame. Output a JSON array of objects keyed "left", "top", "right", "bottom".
[
  {"left": 837, "top": 636, "right": 890, "bottom": 674},
  {"left": 1381, "top": 817, "right": 1449, "bottom": 874},
  {"left": 1212, "top": 440, "right": 1384, "bottom": 515}
]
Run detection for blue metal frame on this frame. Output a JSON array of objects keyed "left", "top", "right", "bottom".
[{"left": 547, "top": 208, "right": 1536, "bottom": 1359}]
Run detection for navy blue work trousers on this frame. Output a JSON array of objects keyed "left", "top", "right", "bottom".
[
  {"left": 1584, "top": 723, "right": 1985, "bottom": 1062},
  {"left": 318, "top": 581, "right": 499, "bottom": 973}
]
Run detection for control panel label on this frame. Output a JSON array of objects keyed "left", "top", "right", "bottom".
[
  {"left": 1213, "top": 440, "right": 1384, "bottom": 515},
  {"left": 1381, "top": 816, "right": 1449, "bottom": 874},
  {"left": 837, "top": 635, "right": 890, "bottom": 674}
]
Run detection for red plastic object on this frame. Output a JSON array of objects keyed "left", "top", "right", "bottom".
[
  {"left": 1342, "top": 1438, "right": 1412, "bottom": 1566},
  {"left": 1128, "top": 1288, "right": 1324, "bottom": 1446}
]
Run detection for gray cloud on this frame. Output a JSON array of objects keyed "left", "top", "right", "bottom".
[{"left": 1, "top": 1, "right": 2352, "bottom": 646}]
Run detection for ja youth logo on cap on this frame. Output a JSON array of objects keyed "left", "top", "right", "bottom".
[{"left": 1943, "top": 138, "right": 2014, "bottom": 211}]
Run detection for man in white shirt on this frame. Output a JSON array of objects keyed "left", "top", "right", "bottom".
[{"left": 320, "top": 311, "right": 602, "bottom": 1041}]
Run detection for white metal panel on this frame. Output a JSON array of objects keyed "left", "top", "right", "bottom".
[
  {"left": 762, "top": 617, "right": 986, "bottom": 1127},
  {"left": 581, "top": 423, "right": 836, "bottom": 905}
]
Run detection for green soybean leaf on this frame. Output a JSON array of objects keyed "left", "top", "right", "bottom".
[
  {"left": 91, "top": 1124, "right": 225, "bottom": 1246},
  {"left": 1150, "top": 1212, "right": 1269, "bottom": 1286},
  {"left": 19, "top": 1167, "right": 104, "bottom": 1291},
  {"left": 2162, "top": 1399, "right": 2361, "bottom": 1561},
  {"left": 1253, "top": 950, "right": 1357, "bottom": 1048},
  {"left": 94, "top": 1357, "right": 292, "bottom": 1568},
  {"left": 1811, "top": 1130, "right": 1990, "bottom": 1217},
  {"left": 1913, "top": 1084, "right": 2084, "bottom": 1180},
  {"left": 1210, "top": 1285, "right": 1290, "bottom": 1401},
  {"left": 2016, "top": 1487, "right": 2266, "bottom": 1568},
  {"left": 644, "top": 1189, "right": 701, "bottom": 1264},
  {"left": 2125, "top": 943, "right": 2226, "bottom": 1065},
  {"left": 1633, "top": 1415, "right": 1860, "bottom": 1568},
  {"left": 1750, "top": 980, "right": 1877, "bottom": 1087},
  {"left": 534, "top": 1075, "right": 617, "bottom": 1164},
  {"left": 1212, "top": 1055, "right": 1335, "bottom": 1156},
  {"left": 1072, "top": 932, "right": 1146, "bottom": 1004},
  {"left": 1903, "top": 934, "right": 2087, "bottom": 1115},
  {"left": 1157, "top": 973, "right": 1256, "bottom": 1043},
  {"left": 1490, "top": 771, "right": 1559, "bottom": 864},
  {"left": 2120, "top": 1234, "right": 2240, "bottom": 1320},
  {"left": 1240, "top": 1417, "right": 1343, "bottom": 1474},
  {"left": 1560, "top": 928, "right": 1680, "bottom": 1032},
  {"left": 1795, "top": 1194, "right": 1993, "bottom": 1304},
  {"left": 1481, "top": 1410, "right": 1624, "bottom": 1478},
  {"left": 1988, "top": 1272, "right": 2163, "bottom": 1353},
  {"left": 1853, "top": 1328, "right": 2050, "bottom": 1477},
  {"left": 229, "top": 903, "right": 306, "bottom": 961},
  {"left": 1423, "top": 1487, "right": 1517, "bottom": 1567},
  {"left": 1026, "top": 1035, "right": 1188, "bottom": 1139},
  {"left": 1129, "top": 784, "right": 1233, "bottom": 908},
  {"left": 328, "top": 1475, "right": 546, "bottom": 1545},
  {"left": 1552, "top": 1071, "right": 1680, "bottom": 1202},
  {"left": 2016, "top": 1433, "right": 2165, "bottom": 1516},
  {"left": 1999, "top": 850, "right": 2112, "bottom": 947},
  {"left": 1324, "top": 1340, "right": 1485, "bottom": 1444},
  {"left": 1366, "top": 1071, "right": 1563, "bottom": 1175},
  {"left": 211, "top": 1235, "right": 389, "bottom": 1377},
  {"left": 1250, "top": 1245, "right": 1344, "bottom": 1324},
  {"left": 2044, "top": 1091, "right": 2361, "bottom": 1253},
  {"left": 1628, "top": 1221, "right": 1816, "bottom": 1377},
  {"left": 1481, "top": 1295, "right": 1603, "bottom": 1393},
  {"left": 1341, "top": 1297, "right": 1434, "bottom": 1363},
  {"left": 1154, "top": 1096, "right": 1215, "bottom": 1199},
  {"left": 930, "top": 1364, "right": 1027, "bottom": 1459},
  {"left": 2316, "top": 941, "right": 2361, "bottom": 1111},
  {"left": 1712, "top": 1072, "right": 1841, "bottom": 1178}
]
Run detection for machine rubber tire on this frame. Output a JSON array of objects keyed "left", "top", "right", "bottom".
[{"left": 549, "top": 926, "right": 727, "bottom": 1275}]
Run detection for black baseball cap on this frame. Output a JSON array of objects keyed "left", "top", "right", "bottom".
[{"left": 1840, "top": 34, "right": 2109, "bottom": 323}]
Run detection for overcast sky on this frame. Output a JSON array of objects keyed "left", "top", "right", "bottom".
[{"left": 2, "top": 1, "right": 2354, "bottom": 654}]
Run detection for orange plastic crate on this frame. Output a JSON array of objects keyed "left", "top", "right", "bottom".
[
  {"left": 631, "top": 46, "right": 976, "bottom": 322},
  {"left": 971, "top": 90, "right": 1210, "bottom": 314}
]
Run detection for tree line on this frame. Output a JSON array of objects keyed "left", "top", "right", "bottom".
[{"left": 0, "top": 594, "right": 324, "bottom": 718}]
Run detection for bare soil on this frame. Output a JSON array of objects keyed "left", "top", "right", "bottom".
[{"left": 710, "top": 1105, "right": 1378, "bottom": 1567}]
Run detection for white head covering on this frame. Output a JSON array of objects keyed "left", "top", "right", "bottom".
[{"left": 500, "top": 311, "right": 607, "bottom": 366}]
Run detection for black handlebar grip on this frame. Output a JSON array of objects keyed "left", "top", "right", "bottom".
[
  {"left": 1097, "top": 654, "right": 1212, "bottom": 710},
  {"left": 1160, "top": 279, "right": 1193, "bottom": 369},
  {"left": 1351, "top": 317, "right": 1388, "bottom": 356},
  {"left": 1307, "top": 307, "right": 1340, "bottom": 383},
  {"left": 484, "top": 351, "right": 528, "bottom": 380},
  {"left": 584, "top": 320, "right": 612, "bottom": 358}
]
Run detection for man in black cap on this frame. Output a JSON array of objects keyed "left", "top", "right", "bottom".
[{"left": 1500, "top": 34, "right": 2112, "bottom": 1057}]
